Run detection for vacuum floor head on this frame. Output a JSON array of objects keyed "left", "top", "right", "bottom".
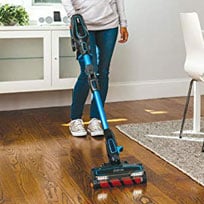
[{"left": 90, "top": 162, "right": 147, "bottom": 189}]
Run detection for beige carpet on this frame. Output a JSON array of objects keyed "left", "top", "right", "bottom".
[{"left": 116, "top": 118, "right": 204, "bottom": 186}]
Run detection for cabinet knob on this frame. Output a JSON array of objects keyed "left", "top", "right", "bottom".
[{"left": 54, "top": 57, "right": 58, "bottom": 60}]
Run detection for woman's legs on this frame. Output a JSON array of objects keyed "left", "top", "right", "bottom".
[{"left": 70, "top": 27, "right": 118, "bottom": 120}]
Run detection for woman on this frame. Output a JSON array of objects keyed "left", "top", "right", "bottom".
[{"left": 62, "top": 0, "right": 129, "bottom": 137}]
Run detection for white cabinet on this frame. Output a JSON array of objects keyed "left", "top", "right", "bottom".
[
  {"left": 52, "top": 30, "right": 79, "bottom": 89},
  {"left": 0, "top": 26, "right": 79, "bottom": 94}
]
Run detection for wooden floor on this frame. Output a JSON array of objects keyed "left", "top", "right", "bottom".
[{"left": 0, "top": 97, "right": 203, "bottom": 204}]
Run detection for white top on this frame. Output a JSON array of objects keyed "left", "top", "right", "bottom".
[{"left": 61, "top": 0, "right": 127, "bottom": 30}]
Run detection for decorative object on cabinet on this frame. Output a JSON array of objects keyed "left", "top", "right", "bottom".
[{"left": 0, "top": 4, "right": 29, "bottom": 26}]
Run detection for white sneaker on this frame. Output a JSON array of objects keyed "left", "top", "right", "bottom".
[
  {"left": 87, "top": 118, "right": 104, "bottom": 137},
  {"left": 69, "top": 119, "right": 87, "bottom": 137}
]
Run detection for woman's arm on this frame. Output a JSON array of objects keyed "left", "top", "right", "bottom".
[
  {"left": 116, "top": 0, "right": 129, "bottom": 43},
  {"left": 116, "top": 0, "right": 127, "bottom": 28}
]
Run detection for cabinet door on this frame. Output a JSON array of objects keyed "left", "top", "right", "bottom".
[
  {"left": 0, "top": 30, "right": 51, "bottom": 93},
  {"left": 52, "top": 30, "right": 79, "bottom": 89}
]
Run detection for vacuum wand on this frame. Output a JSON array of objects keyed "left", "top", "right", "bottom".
[
  {"left": 70, "top": 14, "right": 146, "bottom": 189},
  {"left": 84, "top": 56, "right": 123, "bottom": 165}
]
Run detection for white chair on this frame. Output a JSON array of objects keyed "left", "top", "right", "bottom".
[{"left": 180, "top": 12, "right": 204, "bottom": 152}]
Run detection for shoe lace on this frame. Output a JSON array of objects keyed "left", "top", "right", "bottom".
[
  {"left": 72, "top": 120, "right": 85, "bottom": 131},
  {"left": 90, "top": 119, "right": 102, "bottom": 131}
]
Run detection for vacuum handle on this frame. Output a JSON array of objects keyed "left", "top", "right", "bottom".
[{"left": 70, "top": 14, "right": 90, "bottom": 55}]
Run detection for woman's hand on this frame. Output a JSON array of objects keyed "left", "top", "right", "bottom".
[{"left": 118, "top": 27, "right": 129, "bottom": 43}]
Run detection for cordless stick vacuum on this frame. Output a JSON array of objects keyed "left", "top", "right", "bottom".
[{"left": 70, "top": 14, "right": 147, "bottom": 189}]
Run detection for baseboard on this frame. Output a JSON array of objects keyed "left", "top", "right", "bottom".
[
  {"left": 106, "top": 78, "right": 195, "bottom": 102},
  {"left": 0, "top": 78, "right": 202, "bottom": 111}
]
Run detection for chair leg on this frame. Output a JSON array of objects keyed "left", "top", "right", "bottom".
[
  {"left": 179, "top": 79, "right": 195, "bottom": 138},
  {"left": 193, "top": 81, "right": 201, "bottom": 132}
]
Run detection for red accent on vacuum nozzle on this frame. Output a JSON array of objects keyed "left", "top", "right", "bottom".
[
  {"left": 121, "top": 177, "right": 133, "bottom": 185},
  {"left": 110, "top": 179, "right": 122, "bottom": 187},
  {"left": 99, "top": 181, "right": 110, "bottom": 188},
  {"left": 134, "top": 177, "right": 142, "bottom": 184}
]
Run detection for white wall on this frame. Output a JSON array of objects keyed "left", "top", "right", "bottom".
[
  {"left": 107, "top": 0, "right": 204, "bottom": 102},
  {"left": 1, "top": 0, "right": 204, "bottom": 111},
  {"left": 111, "top": 0, "right": 204, "bottom": 82}
]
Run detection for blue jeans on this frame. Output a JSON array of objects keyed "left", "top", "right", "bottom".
[{"left": 71, "top": 27, "right": 118, "bottom": 120}]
